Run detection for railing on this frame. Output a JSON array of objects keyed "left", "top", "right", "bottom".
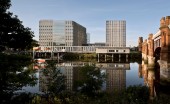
[{"left": 34, "top": 46, "right": 130, "bottom": 53}]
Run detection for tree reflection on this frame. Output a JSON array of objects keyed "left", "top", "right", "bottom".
[
  {"left": 74, "top": 64, "right": 106, "bottom": 96},
  {"left": 40, "top": 60, "right": 66, "bottom": 95},
  {"left": 0, "top": 53, "right": 37, "bottom": 103}
]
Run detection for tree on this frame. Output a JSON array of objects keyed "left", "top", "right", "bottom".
[
  {"left": 41, "top": 60, "right": 65, "bottom": 95},
  {"left": 30, "top": 39, "right": 39, "bottom": 49},
  {"left": 0, "top": 0, "right": 11, "bottom": 12},
  {"left": 123, "top": 85, "right": 149, "bottom": 103},
  {"left": 0, "top": 53, "right": 37, "bottom": 103},
  {"left": 75, "top": 64, "right": 106, "bottom": 96},
  {"left": 0, "top": 0, "right": 34, "bottom": 51}
]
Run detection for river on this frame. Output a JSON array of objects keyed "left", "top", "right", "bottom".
[{"left": 20, "top": 61, "right": 145, "bottom": 94}]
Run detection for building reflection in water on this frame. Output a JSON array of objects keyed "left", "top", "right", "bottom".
[
  {"left": 37, "top": 61, "right": 130, "bottom": 93},
  {"left": 138, "top": 59, "right": 170, "bottom": 99},
  {"left": 99, "top": 63, "right": 130, "bottom": 93}
]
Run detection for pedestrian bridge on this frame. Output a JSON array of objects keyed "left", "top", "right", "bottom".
[
  {"left": 34, "top": 46, "right": 130, "bottom": 54},
  {"left": 33, "top": 46, "right": 130, "bottom": 61}
]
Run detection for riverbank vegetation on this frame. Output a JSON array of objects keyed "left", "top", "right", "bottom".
[
  {"left": 62, "top": 53, "right": 97, "bottom": 61},
  {"left": 62, "top": 52, "right": 142, "bottom": 63},
  {"left": 129, "top": 51, "right": 142, "bottom": 63}
]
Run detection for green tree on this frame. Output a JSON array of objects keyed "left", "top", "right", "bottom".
[
  {"left": 0, "top": 0, "right": 11, "bottom": 12},
  {"left": 123, "top": 85, "right": 149, "bottom": 103},
  {"left": 0, "top": 0, "right": 34, "bottom": 52},
  {"left": 30, "top": 39, "right": 39, "bottom": 49},
  {"left": 75, "top": 64, "right": 106, "bottom": 96},
  {"left": 41, "top": 60, "right": 65, "bottom": 95},
  {"left": 0, "top": 53, "right": 37, "bottom": 103}
]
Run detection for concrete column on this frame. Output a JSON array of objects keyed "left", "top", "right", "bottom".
[
  {"left": 126, "top": 54, "right": 129, "bottom": 62},
  {"left": 112, "top": 54, "right": 114, "bottom": 62},
  {"left": 105, "top": 54, "right": 107, "bottom": 62},
  {"left": 51, "top": 51, "right": 53, "bottom": 59},
  {"left": 119, "top": 54, "right": 121, "bottom": 62}
]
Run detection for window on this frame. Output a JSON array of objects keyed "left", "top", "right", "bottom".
[{"left": 109, "top": 50, "right": 115, "bottom": 52}]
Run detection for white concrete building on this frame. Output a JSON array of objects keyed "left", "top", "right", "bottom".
[{"left": 106, "top": 20, "right": 126, "bottom": 47}]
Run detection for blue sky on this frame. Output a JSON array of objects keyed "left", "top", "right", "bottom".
[{"left": 10, "top": 0, "right": 170, "bottom": 46}]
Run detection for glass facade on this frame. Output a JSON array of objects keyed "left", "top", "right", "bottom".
[
  {"left": 39, "top": 20, "right": 87, "bottom": 46},
  {"left": 53, "top": 21, "right": 65, "bottom": 46}
]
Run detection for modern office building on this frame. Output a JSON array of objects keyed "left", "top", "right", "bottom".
[
  {"left": 106, "top": 20, "right": 126, "bottom": 47},
  {"left": 39, "top": 20, "right": 87, "bottom": 46}
]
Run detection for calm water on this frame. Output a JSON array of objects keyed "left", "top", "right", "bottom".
[{"left": 20, "top": 61, "right": 145, "bottom": 94}]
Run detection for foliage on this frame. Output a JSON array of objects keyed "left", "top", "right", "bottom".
[
  {"left": 123, "top": 85, "right": 149, "bottom": 103},
  {"left": 41, "top": 60, "right": 66, "bottom": 95},
  {"left": 31, "top": 39, "right": 39, "bottom": 49},
  {"left": 63, "top": 53, "right": 97, "bottom": 61},
  {"left": 11, "top": 93, "right": 34, "bottom": 104},
  {"left": 28, "top": 85, "right": 150, "bottom": 104},
  {"left": 152, "top": 93, "right": 170, "bottom": 104},
  {"left": 130, "top": 52, "right": 142, "bottom": 63},
  {"left": 62, "top": 52, "right": 80, "bottom": 60},
  {"left": 75, "top": 64, "right": 106, "bottom": 96},
  {"left": 0, "top": 0, "right": 34, "bottom": 52},
  {"left": 0, "top": 53, "right": 37, "bottom": 103},
  {"left": 83, "top": 53, "right": 97, "bottom": 58},
  {"left": 0, "top": 0, "right": 11, "bottom": 12}
]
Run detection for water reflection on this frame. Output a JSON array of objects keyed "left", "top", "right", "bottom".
[
  {"left": 139, "top": 59, "right": 170, "bottom": 99},
  {"left": 33, "top": 59, "right": 170, "bottom": 98},
  {"left": 101, "top": 63, "right": 129, "bottom": 93},
  {"left": 34, "top": 61, "right": 135, "bottom": 94},
  {"left": 159, "top": 61, "right": 170, "bottom": 81}
]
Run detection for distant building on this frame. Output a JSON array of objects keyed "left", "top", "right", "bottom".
[
  {"left": 106, "top": 20, "right": 126, "bottom": 47},
  {"left": 94, "top": 42, "right": 106, "bottom": 46},
  {"left": 39, "top": 20, "right": 87, "bottom": 46},
  {"left": 83, "top": 42, "right": 105, "bottom": 46},
  {"left": 88, "top": 42, "right": 106, "bottom": 46},
  {"left": 86, "top": 33, "right": 90, "bottom": 44},
  {"left": 138, "top": 37, "right": 143, "bottom": 52}
]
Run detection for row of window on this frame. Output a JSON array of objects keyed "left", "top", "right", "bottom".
[
  {"left": 106, "top": 29, "right": 126, "bottom": 31},
  {"left": 39, "top": 35, "right": 52, "bottom": 38},
  {"left": 39, "top": 29, "right": 73, "bottom": 31},
  {"left": 109, "top": 50, "right": 126, "bottom": 52},
  {"left": 39, "top": 26, "right": 52, "bottom": 27},
  {"left": 39, "top": 32, "right": 53, "bottom": 34},
  {"left": 65, "top": 21, "right": 73, "bottom": 24},
  {"left": 39, "top": 29, "right": 52, "bottom": 30},
  {"left": 39, "top": 38, "right": 52, "bottom": 40},
  {"left": 39, "top": 25, "right": 73, "bottom": 28}
]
